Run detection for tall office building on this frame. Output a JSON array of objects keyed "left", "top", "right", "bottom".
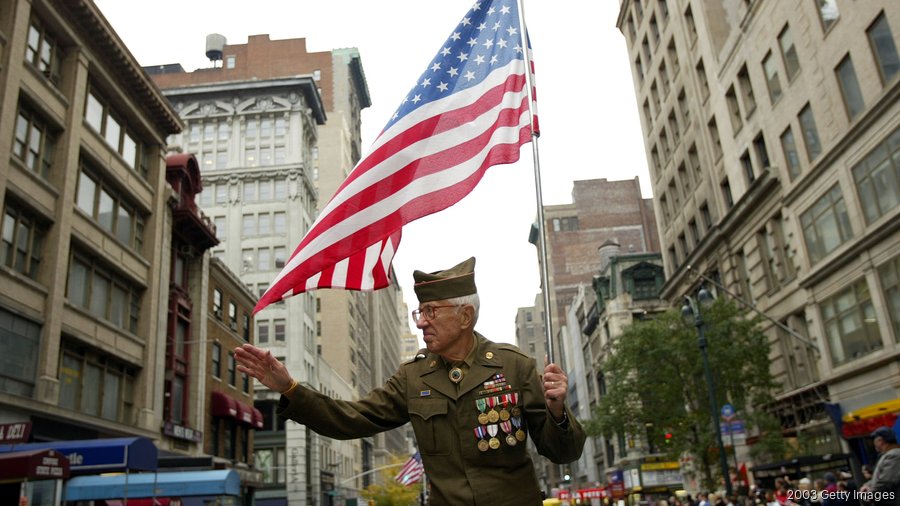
[
  {"left": 150, "top": 34, "right": 407, "bottom": 504},
  {"left": 618, "top": 0, "right": 900, "bottom": 471},
  {"left": 0, "top": 0, "right": 179, "bottom": 495}
]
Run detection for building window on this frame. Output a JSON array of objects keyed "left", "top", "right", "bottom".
[
  {"left": 0, "top": 307, "right": 41, "bottom": 398},
  {"left": 708, "top": 116, "right": 722, "bottom": 160},
  {"left": 836, "top": 55, "right": 865, "bottom": 120},
  {"left": 257, "top": 321, "right": 269, "bottom": 344},
  {"left": 13, "top": 103, "right": 57, "bottom": 179},
  {"left": 226, "top": 55, "right": 236, "bottom": 69},
  {"left": 700, "top": 201, "right": 712, "bottom": 230},
  {"left": 852, "top": 127, "right": 900, "bottom": 224},
  {"left": 688, "top": 218, "right": 700, "bottom": 244},
  {"left": 685, "top": 4, "right": 697, "bottom": 46},
  {"left": 867, "top": 12, "right": 899, "bottom": 84},
  {"left": 800, "top": 184, "right": 852, "bottom": 263},
  {"left": 84, "top": 88, "right": 148, "bottom": 177},
  {"left": 650, "top": 14, "right": 660, "bottom": 46},
  {"left": 212, "top": 343, "right": 221, "bottom": 378},
  {"left": 737, "top": 64, "right": 756, "bottom": 117},
  {"left": 2, "top": 200, "right": 45, "bottom": 279},
  {"left": 228, "top": 352, "right": 236, "bottom": 385},
  {"left": 741, "top": 150, "right": 755, "bottom": 184},
  {"left": 696, "top": 58, "right": 710, "bottom": 102},
  {"left": 229, "top": 302, "right": 238, "bottom": 331},
  {"left": 67, "top": 252, "right": 142, "bottom": 332},
  {"left": 821, "top": 279, "right": 881, "bottom": 365},
  {"left": 726, "top": 85, "right": 742, "bottom": 133},
  {"left": 762, "top": 51, "right": 783, "bottom": 104},
  {"left": 754, "top": 132, "right": 771, "bottom": 169},
  {"left": 76, "top": 167, "right": 146, "bottom": 252},
  {"left": 213, "top": 289, "right": 223, "bottom": 319},
  {"left": 816, "top": 0, "right": 840, "bottom": 32},
  {"left": 274, "top": 319, "right": 286, "bottom": 342},
  {"left": 878, "top": 255, "right": 900, "bottom": 340},
  {"left": 721, "top": 177, "right": 734, "bottom": 209},
  {"left": 259, "top": 213, "right": 271, "bottom": 235},
  {"left": 242, "top": 214, "right": 255, "bottom": 237},
  {"left": 24, "top": 18, "right": 63, "bottom": 85},
  {"left": 778, "top": 24, "right": 801, "bottom": 81},
  {"left": 758, "top": 216, "right": 794, "bottom": 291},
  {"left": 798, "top": 104, "right": 822, "bottom": 162},
  {"left": 781, "top": 126, "right": 802, "bottom": 181},
  {"left": 243, "top": 313, "right": 251, "bottom": 341},
  {"left": 59, "top": 342, "right": 136, "bottom": 423},
  {"left": 668, "top": 39, "right": 679, "bottom": 75}
]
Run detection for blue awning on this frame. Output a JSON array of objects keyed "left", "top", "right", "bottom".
[
  {"left": 0, "top": 437, "right": 157, "bottom": 473},
  {"left": 63, "top": 470, "right": 241, "bottom": 500}
]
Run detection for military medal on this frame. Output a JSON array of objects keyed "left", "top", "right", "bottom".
[
  {"left": 475, "top": 398, "right": 490, "bottom": 425},
  {"left": 512, "top": 416, "right": 527, "bottom": 442},
  {"left": 474, "top": 426, "right": 489, "bottom": 452},
  {"left": 499, "top": 394, "right": 511, "bottom": 421},
  {"left": 501, "top": 420, "right": 517, "bottom": 446},
  {"left": 487, "top": 424, "right": 501, "bottom": 450},
  {"left": 449, "top": 366, "right": 463, "bottom": 384},
  {"left": 487, "top": 396, "right": 500, "bottom": 423},
  {"left": 509, "top": 392, "right": 521, "bottom": 417}
]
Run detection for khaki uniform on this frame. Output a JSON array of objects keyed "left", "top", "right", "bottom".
[{"left": 278, "top": 333, "right": 585, "bottom": 505}]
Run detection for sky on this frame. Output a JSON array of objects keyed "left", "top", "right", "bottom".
[{"left": 94, "top": 0, "right": 651, "bottom": 347}]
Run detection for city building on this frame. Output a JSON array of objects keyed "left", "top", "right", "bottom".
[
  {"left": 0, "top": 0, "right": 179, "bottom": 499},
  {"left": 617, "top": 0, "right": 900, "bottom": 481},
  {"left": 149, "top": 33, "right": 408, "bottom": 504},
  {"left": 536, "top": 177, "right": 660, "bottom": 355}
]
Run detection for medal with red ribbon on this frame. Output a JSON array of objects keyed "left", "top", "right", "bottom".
[{"left": 474, "top": 426, "right": 489, "bottom": 452}]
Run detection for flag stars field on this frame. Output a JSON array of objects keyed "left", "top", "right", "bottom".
[{"left": 254, "top": 0, "right": 536, "bottom": 310}]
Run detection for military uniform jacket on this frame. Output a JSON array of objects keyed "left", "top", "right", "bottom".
[{"left": 278, "top": 332, "right": 586, "bottom": 505}]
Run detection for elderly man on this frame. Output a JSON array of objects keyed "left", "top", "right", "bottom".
[
  {"left": 859, "top": 426, "right": 900, "bottom": 506},
  {"left": 235, "top": 257, "right": 585, "bottom": 505}
]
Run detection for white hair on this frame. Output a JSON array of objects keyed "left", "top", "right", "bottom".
[{"left": 447, "top": 293, "right": 480, "bottom": 324}]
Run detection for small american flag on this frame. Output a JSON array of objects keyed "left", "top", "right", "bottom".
[
  {"left": 395, "top": 452, "right": 425, "bottom": 486},
  {"left": 255, "top": 0, "right": 536, "bottom": 313}
]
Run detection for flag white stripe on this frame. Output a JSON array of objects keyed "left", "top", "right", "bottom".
[{"left": 269, "top": 105, "right": 529, "bottom": 289}]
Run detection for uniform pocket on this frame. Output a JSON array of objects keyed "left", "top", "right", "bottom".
[{"left": 409, "top": 398, "right": 451, "bottom": 455}]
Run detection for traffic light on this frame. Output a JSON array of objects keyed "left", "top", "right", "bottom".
[{"left": 664, "top": 431, "right": 673, "bottom": 444}]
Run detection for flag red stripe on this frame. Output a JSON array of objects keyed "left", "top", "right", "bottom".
[{"left": 256, "top": 122, "right": 530, "bottom": 309}]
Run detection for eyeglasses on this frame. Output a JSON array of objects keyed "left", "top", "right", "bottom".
[{"left": 412, "top": 304, "right": 459, "bottom": 322}]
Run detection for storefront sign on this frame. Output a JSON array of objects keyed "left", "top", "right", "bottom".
[
  {"left": 163, "top": 421, "right": 203, "bottom": 442},
  {"left": 0, "top": 422, "right": 31, "bottom": 444}
]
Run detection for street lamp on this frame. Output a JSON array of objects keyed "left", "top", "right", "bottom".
[{"left": 682, "top": 287, "right": 733, "bottom": 497}]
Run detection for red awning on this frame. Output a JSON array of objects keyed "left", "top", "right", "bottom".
[
  {"left": 0, "top": 448, "right": 70, "bottom": 481},
  {"left": 211, "top": 391, "right": 238, "bottom": 418},
  {"left": 236, "top": 400, "right": 254, "bottom": 426},
  {"left": 252, "top": 407, "right": 264, "bottom": 430}
]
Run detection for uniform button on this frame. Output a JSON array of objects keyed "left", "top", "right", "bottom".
[
  {"left": 485, "top": 352, "right": 494, "bottom": 359},
  {"left": 429, "top": 360, "right": 437, "bottom": 367}
]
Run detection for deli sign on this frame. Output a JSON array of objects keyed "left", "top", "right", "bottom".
[{"left": 0, "top": 422, "right": 31, "bottom": 444}]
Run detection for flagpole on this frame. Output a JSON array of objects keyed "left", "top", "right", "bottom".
[{"left": 517, "top": 0, "right": 555, "bottom": 365}]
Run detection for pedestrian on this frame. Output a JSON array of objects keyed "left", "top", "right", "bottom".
[
  {"left": 235, "top": 257, "right": 586, "bottom": 505},
  {"left": 859, "top": 426, "right": 900, "bottom": 506}
]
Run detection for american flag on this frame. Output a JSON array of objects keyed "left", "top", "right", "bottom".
[
  {"left": 395, "top": 452, "right": 426, "bottom": 486},
  {"left": 254, "top": 0, "right": 536, "bottom": 313}
]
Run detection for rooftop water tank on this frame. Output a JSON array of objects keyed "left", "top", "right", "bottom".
[{"left": 205, "top": 34, "right": 226, "bottom": 61}]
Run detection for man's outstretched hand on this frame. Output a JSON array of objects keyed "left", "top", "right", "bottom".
[{"left": 234, "top": 343, "right": 294, "bottom": 393}]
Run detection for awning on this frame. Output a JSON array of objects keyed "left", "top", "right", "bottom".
[
  {"left": 236, "top": 401, "right": 254, "bottom": 426},
  {"left": 252, "top": 407, "right": 264, "bottom": 430},
  {"left": 64, "top": 469, "right": 240, "bottom": 501},
  {"left": 102, "top": 500, "right": 181, "bottom": 506},
  {"left": 841, "top": 398, "right": 900, "bottom": 438},
  {"left": 0, "top": 437, "right": 157, "bottom": 474},
  {"left": 0, "top": 448, "right": 69, "bottom": 481},
  {"left": 211, "top": 391, "right": 238, "bottom": 418}
]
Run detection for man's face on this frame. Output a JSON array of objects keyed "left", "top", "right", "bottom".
[
  {"left": 874, "top": 436, "right": 886, "bottom": 453},
  {"left": 415, "top": 301, "right": 463, "bottom": 357}
]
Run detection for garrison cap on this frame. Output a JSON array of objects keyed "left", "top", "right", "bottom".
[{"left": 413, "top": 257, "right": 477, "bottom": 302}]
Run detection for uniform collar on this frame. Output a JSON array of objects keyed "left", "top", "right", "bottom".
[{"left": 420, "top": 333, "right": 503, "bottom": 400}]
